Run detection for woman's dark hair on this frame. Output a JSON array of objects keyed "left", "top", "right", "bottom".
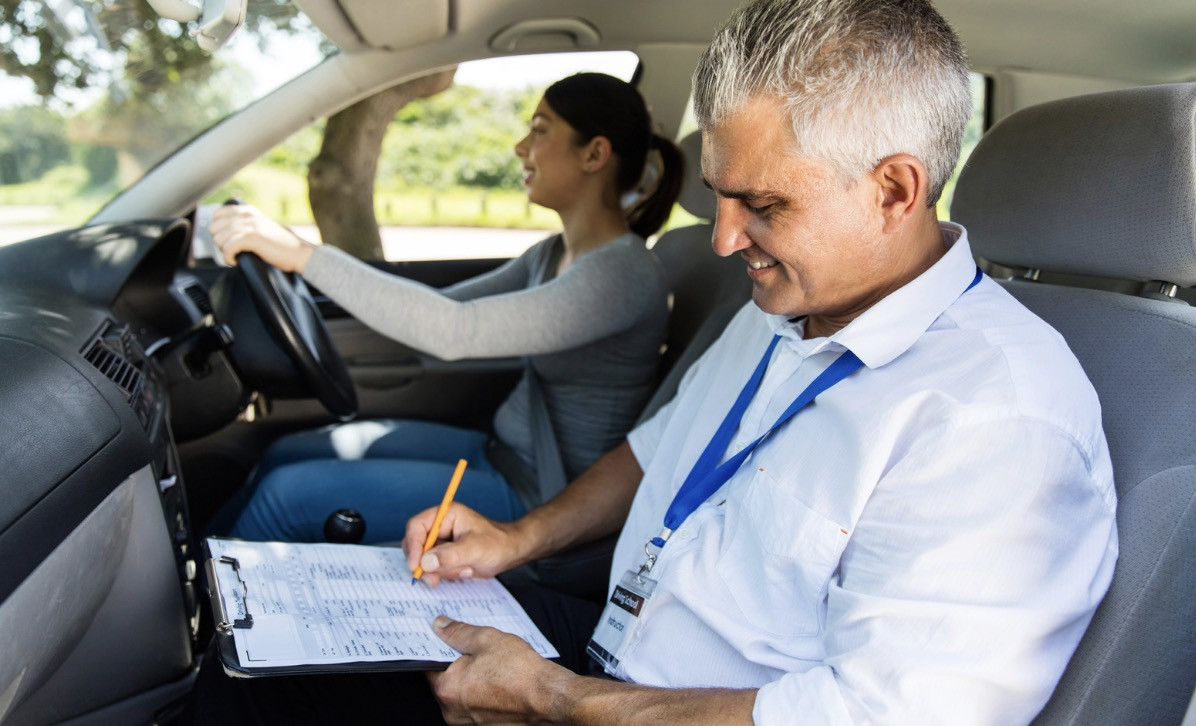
[{"left": 542, "top": 72, "right": 684, "bottom": 238}]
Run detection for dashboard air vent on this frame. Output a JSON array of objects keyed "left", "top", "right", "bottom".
[
  {"left": 183, "top": 283, "right": 213, "bottom": 314},
  {"left": 81, "top": 321, "right": 155, "bottom": 430},
  {"left": 82, "top": 322, "right": 145, "bottom": 402},
  {"left": 84, "top": 339, "right": 143, "bottom": 400}
]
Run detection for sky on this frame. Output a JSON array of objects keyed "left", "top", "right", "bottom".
[{"left": 456, "top": 51, "right": 639, "bottom": 89}]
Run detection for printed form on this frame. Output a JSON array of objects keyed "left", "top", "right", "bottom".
[{"left": 206, "top": 538, "right": 559, "bottom": 670}]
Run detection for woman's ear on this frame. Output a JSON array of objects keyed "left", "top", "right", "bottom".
[{"left": 581, "top": 135, "right": 614, "bottom": 173}]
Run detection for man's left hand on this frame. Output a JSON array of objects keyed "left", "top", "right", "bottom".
[{"left": 428, "top": 616, "right": 573, "bottom": 724}]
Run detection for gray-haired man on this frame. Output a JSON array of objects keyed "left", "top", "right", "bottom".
[
  {"left": 193, "top": 1, "right": 1117, "bottom": 722},
  {"left": 408, "top": 1, "right": 1116, "bottom": 722}
]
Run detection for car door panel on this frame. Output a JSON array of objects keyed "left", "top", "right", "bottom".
[{"left": 327, "top": 314, "right": 521, "bottom": 426}]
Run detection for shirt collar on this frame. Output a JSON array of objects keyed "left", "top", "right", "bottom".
[{"left": 765, "top": 222, "right": 978, "bottom": 368}]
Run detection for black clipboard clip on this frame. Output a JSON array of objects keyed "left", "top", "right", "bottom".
[{"left": 205, "top": 554, "right": 255, "bottom": 633}]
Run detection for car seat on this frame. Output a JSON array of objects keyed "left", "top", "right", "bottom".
[
  {"left": 951, "top": 82, "right": 1196, "bottom": 725},
  {"left": 631, "top": 130, "right": 752, "bottom": 425},
  {"left": 527, "top": 131, "right": 751, "bottom": 599}
]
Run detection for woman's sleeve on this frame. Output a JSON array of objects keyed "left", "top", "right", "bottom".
[
  {"left": 301, "top": 241, "right": 660, "bottom": 361},
  {"left": 437, "top": 244, "right": 537, "bottom": 301}
]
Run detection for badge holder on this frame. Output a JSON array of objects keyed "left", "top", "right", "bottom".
[{"left": 587, "top": 537, "right": 664, "bottom": 675}]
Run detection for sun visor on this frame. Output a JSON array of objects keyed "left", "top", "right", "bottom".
[{"left": 337, "top": 0, "right": 449, "bottom": 50}]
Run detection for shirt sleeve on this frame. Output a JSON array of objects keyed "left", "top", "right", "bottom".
[
  {"left": 753, "top": 414, "right": 1117, "bottom": 725},
  {"left": 302, "top": 239, "right": 660, "bottom": 361}
]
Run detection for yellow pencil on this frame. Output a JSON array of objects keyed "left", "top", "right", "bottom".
[{"left": 411, "top": 458, "right": 467, "bottom": 584}]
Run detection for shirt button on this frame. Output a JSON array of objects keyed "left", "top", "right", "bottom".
[{"left": 678, "top": 528, "right": 691, "bottom": 539}]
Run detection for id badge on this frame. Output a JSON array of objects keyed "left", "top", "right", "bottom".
[{"left": 586, "top": 570, "right": 657, "bottom": 675}]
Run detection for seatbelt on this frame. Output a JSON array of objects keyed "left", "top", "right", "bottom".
[{"left": 525, "top": 236, "right": 569, "bottom": 504}]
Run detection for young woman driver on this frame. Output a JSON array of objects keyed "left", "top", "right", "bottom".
[{"left": 208, "top": 72, "right": 683, "bottom": 543}]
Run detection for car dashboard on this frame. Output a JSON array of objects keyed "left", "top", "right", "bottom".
[{"left": 0, "top": 219, "right": 217, "bottom": 724}]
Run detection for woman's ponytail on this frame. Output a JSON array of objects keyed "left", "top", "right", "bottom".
[{"left": 626, "top": 133, "right": 685, "bottom": 239}]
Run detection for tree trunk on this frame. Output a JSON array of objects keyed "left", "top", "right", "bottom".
[{"left": 308, "top": 69, "right": 456, "bottom": 259}]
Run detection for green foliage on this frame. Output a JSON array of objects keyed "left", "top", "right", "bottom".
[
  {"left": 81, "top": 144, "right": 117, "bottom": 187},
  {"left": 0, "top": 0, "right": 311, "bottom": 103},
  {"left": 938, "top": 73, "right": 989, "bottom": 219},
  {"left": 0, "top": 165, "right": 116, "bottom": 221},
  {"left": 382, "top": 84, "right": 544, "bottom": 191},
  {"left": 0, "top": 105, "right": 70, "bottom": 184},
  {"left": 0, "top": 0, "right": 316, "bottom": 178},
  {"left": 205, "top": 164, "right": 315, "bottom": 222},
  {"left": 260, "top": 122, "right": 324, "bottom": 175}
]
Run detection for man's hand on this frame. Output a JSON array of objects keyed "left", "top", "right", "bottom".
[
  {"left": 210, "top": 203, "right": 316, "bottom": 272},
  {"left": 428, "top": 616, "right": 573, "bottom": 724},
  {"left": 403, "top": 442, "right": 643, "bottom": 587},
  {"left": 428, "top": 616, "right": 758, "bottom": 725},
  {"left": 403, "top": 503, "right": 531, "bottom": 586}
]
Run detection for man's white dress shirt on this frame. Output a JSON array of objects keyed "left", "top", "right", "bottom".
[{"left": 615, "top": 223, "right": 1118, "bottom": 724}]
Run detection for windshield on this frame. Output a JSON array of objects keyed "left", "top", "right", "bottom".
[{"left": 0, "top": 0, "right": 327, "bottom": 245}]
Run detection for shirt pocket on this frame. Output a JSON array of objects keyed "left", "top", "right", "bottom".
[{"left": 715, "top": 468, "right": 849, "bottom": 638}]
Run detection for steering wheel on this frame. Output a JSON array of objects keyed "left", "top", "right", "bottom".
[{"left": 234, "top": 251, "right": 358, "bottom": 420}]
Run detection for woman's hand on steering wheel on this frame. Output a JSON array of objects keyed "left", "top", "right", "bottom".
[
  {"left": 210, "top": 203, "right": 317, "bottom": 272},
  {"left": 209, "top": 201, "right": 357, "bottom": 420}
]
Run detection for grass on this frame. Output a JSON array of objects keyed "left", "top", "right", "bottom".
[
  {"left": 205, "top": 163, "right": 559, "bottom": 228},
  {"left": 374, "top": 189, "right": 561, "bottom": 229},
  {"left": 199, "top": 164, "right": 706, "bottom": 233},
  {"left": 1, "top": 161, "right": 705, "bottom": 237},
  {"left": 206, "top": 165, "right": 314, "bottom": 222},
  {"left": 205, "top": 165, "right": 562, "bottom": 229},
  {"left": 0, "top": 166, "right": 117, "bottom": 225}
]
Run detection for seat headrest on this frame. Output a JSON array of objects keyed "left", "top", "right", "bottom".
[
  {"left": 676, "top": 131, "right": 716, "bottom": 221},
  {"left": 951, "top": 83, "right": 1196, "bottom": 286}
]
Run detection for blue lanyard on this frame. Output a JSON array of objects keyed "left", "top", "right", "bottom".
[
  {"left": 645, "top": 266, "right": 985, "bottom": 556},
  {"left": 648, "top": 341, "right": 863, "bottom": 550}
]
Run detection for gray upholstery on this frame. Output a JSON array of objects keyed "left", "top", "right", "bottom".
[
  {"left": 652, "top": 229, "right": 750, "bottom": 377},
  {"left": 676, "top": 130, "right": 716, "bottom": 220},
  {"left": 651, "top": 131, "right": 751, "bottom": 378},
  {"left": 954, "top": 83, "right": 1196, "bottom": 285},
  {"left": 952, "top": 83, "right": 1196, "bottom": 725}
]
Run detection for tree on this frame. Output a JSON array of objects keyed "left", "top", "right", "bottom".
[
  {"left": 308, "top": 69, "right": 456, "bottom": 259},
  {"left": 0, "top": 0, "right": 312, "bottom": 97},
  {"left": 0, "top": 0, "right": 456, "bottom": 255},
  {"left": 383, "top": 84, "right": 540, "bottom": 191},
  {"left": 0, "top": 105, "right": 70, "bottom": 184},
  {"left": 0, "top": 0, "right": 311, "bottom": 181}
]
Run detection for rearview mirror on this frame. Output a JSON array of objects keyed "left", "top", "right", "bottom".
[{"left": 145, "top": 0, "right": 247, "bottom": 52}]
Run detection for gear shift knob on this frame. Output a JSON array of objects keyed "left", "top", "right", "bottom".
[{"left": 324, "top": 508, "right": 366, "bottom": 544}]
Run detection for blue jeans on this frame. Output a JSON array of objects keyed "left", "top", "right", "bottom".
[{"left": 225, "top": 420, "right": 527, "bottom": 543}]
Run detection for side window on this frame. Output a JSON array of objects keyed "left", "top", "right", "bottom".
[
  {"left": 207, "top": 51, "right": 639, "bottom": 262},
  {"left": 938, "top": 72, "right": 989, "bottom": 218}
]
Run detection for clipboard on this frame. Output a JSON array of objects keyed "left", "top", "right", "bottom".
[{"left": 202, "top": 538, "right": 558, "bottom": 678}]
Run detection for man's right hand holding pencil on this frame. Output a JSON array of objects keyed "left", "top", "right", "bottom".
[
  {"left": 403, "top": 504, "right": 533, "bottom": 587},
  {"left": 405, "top": 440, "right": 644, "bottom": 588}
]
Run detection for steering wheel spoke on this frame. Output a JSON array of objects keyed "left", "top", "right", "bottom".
[{"left": 235, "top": 251, "right": 357, "bottom": 419}]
